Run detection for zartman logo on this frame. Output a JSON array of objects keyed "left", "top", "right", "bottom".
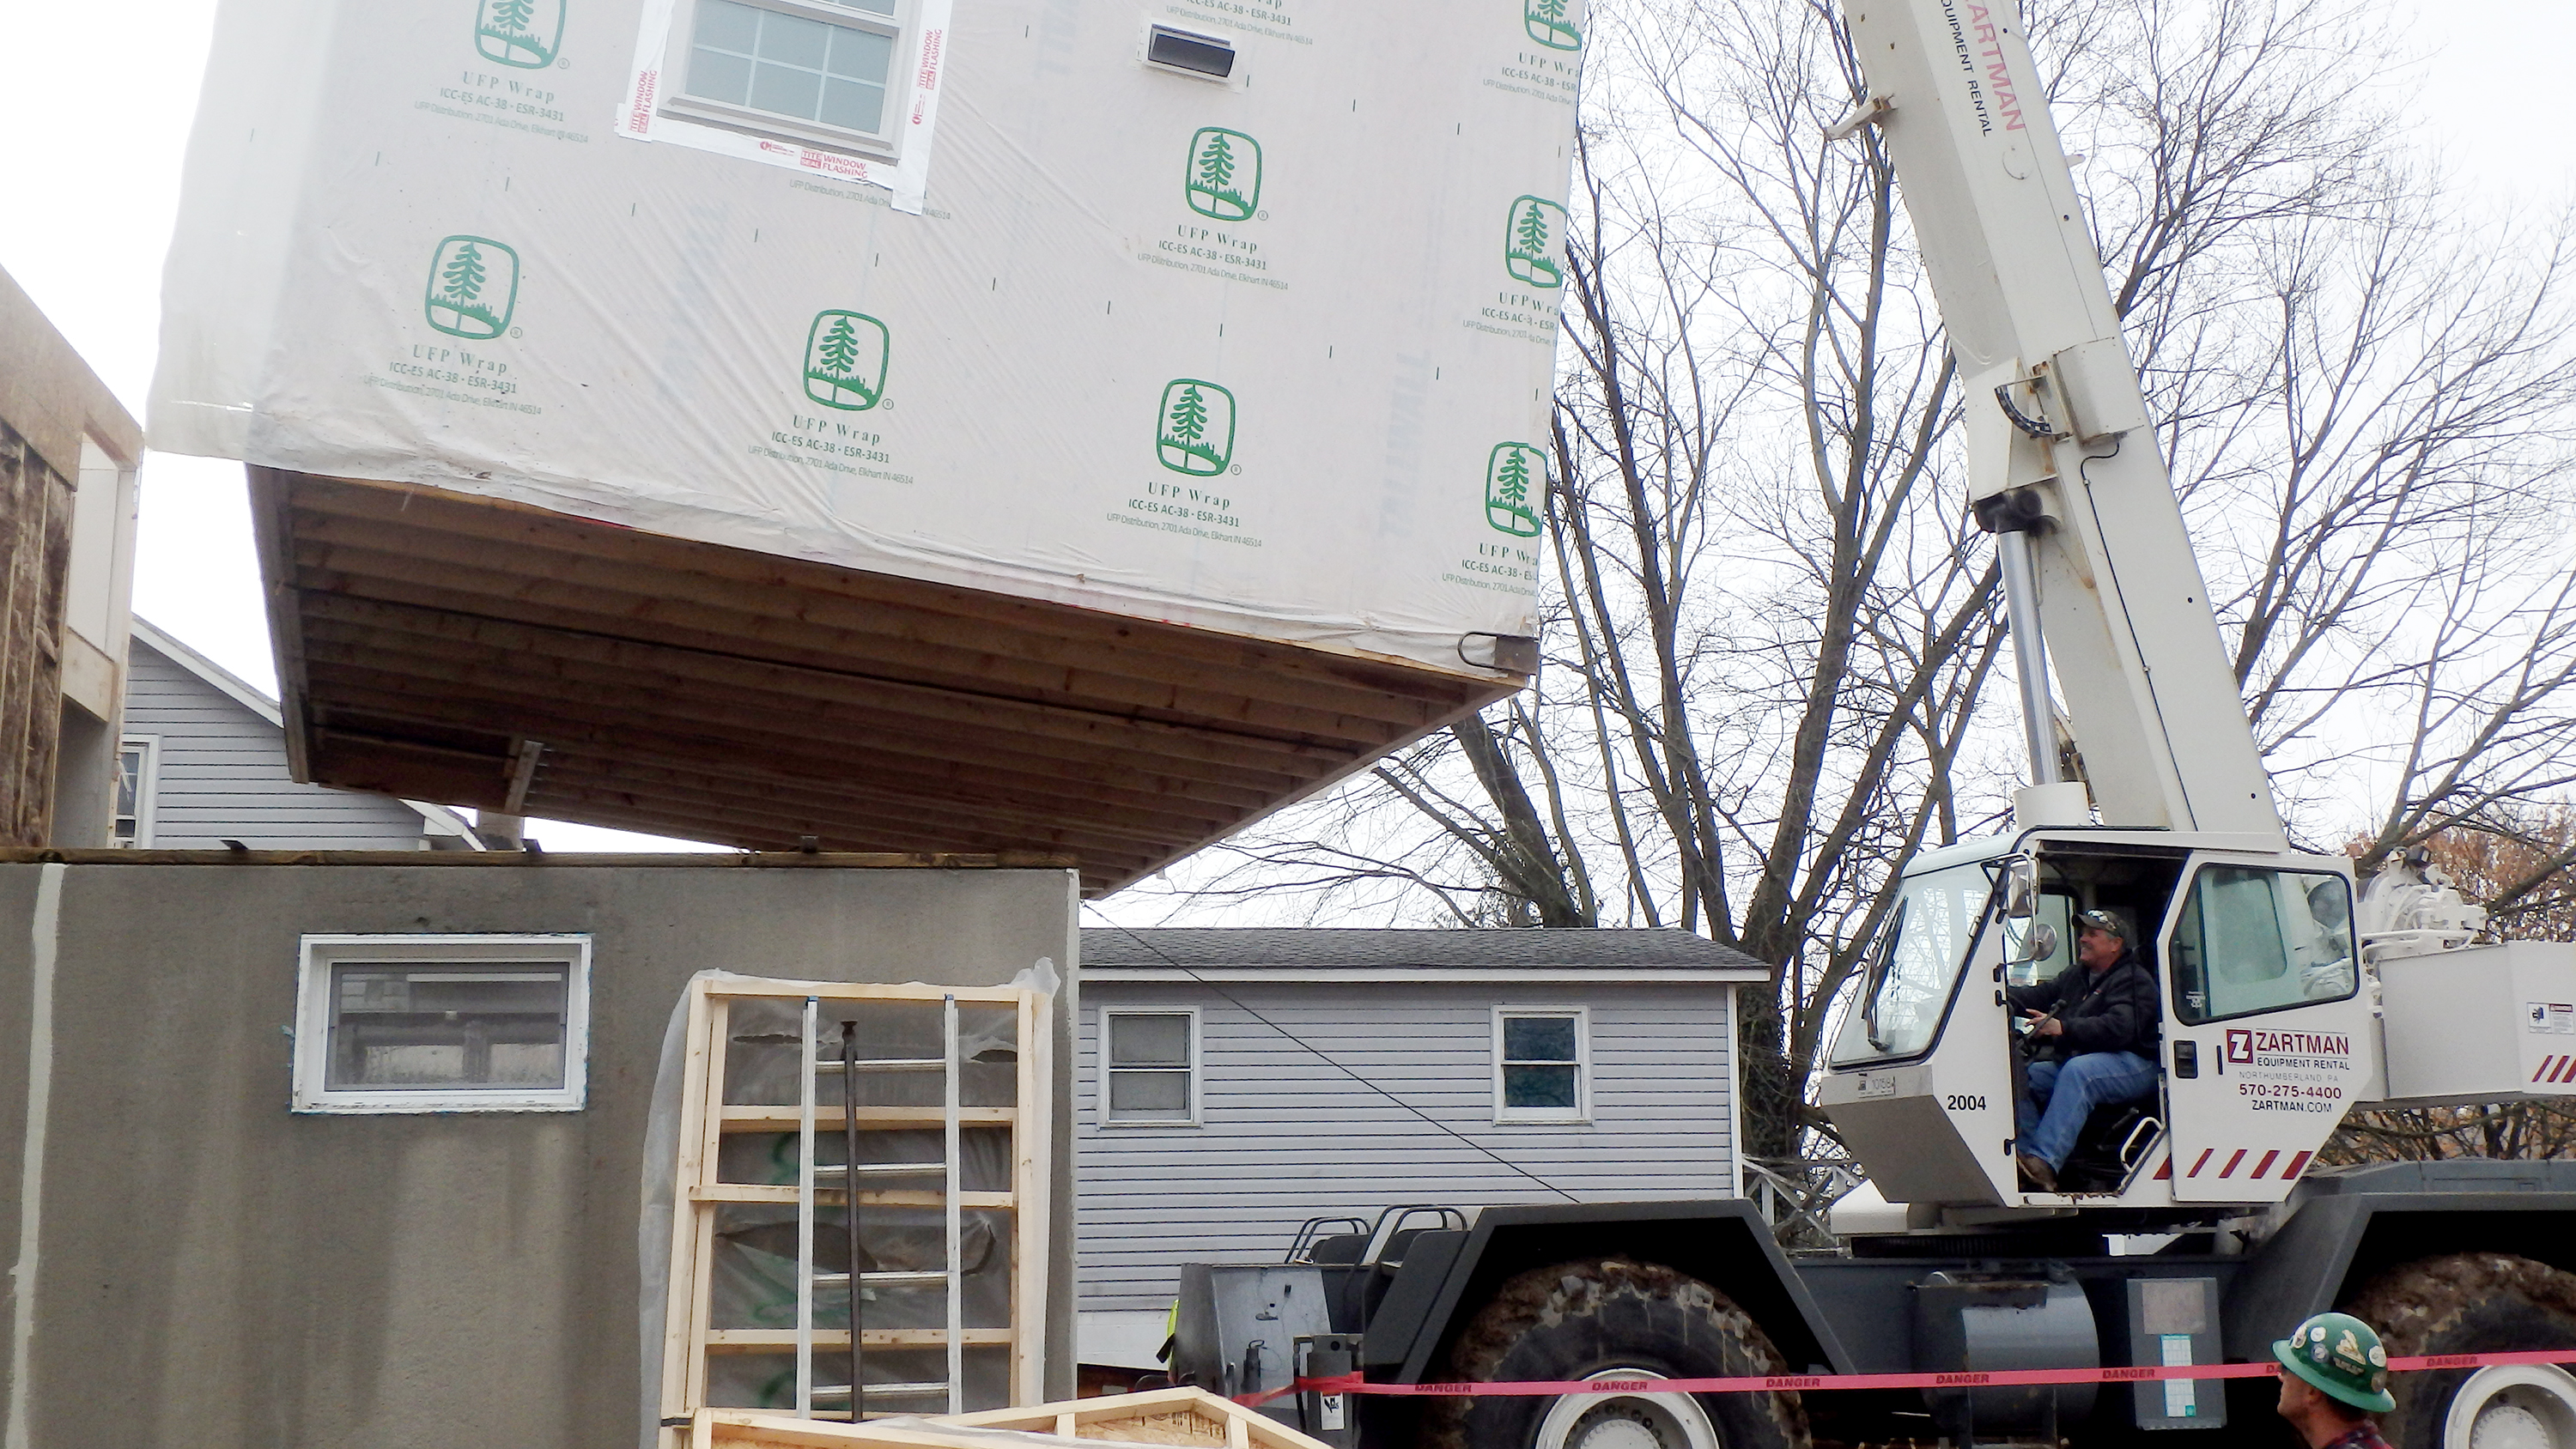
[
  {"left": 805, "top": 310, "right": 890, "bottom": 411},
  {"left": 1185, "top": 128, "right": 1261, "bottom": 222},
  {"left": 424, "top": 236, "right": 519, "bottom": 339},
  {"left": 1504, "top": 196, "right": 1568, "bottom": 288},
  {"left": 477, "top": 0, "right": 564, "bottom": 69},
  {"left": 1485, "top": 442, "right": 1543, "bottom": 537},
  {"left": 1157, "top": 379, "right": 1235, "bottom": 476},
  {"left": 1524, "top": 0, "right": 1582, "bottom": 50}
]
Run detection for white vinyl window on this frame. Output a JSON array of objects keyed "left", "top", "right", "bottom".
[
  {"left": 1102, "top": 1007, "right": 1199, "bottom": 1126},
  {"left": 1494, "top": 1006, "right": 1589, "bottom": 1124},
  {"left": 292, "top": 935, "right": 592, "bottom": 1113},
  {"left": 112, "top": 737, "right": 159, "bottom": 847},
  {"left": 662, "top": 0, "right": 910, "bottom": 156}
]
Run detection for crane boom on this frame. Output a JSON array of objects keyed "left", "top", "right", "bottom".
[{"left": 1838, "top": 0, "right": 2284, "bottom": 845}]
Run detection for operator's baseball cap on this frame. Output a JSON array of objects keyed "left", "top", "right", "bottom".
[{"left": 2076, "top": 908, "right": 2129, "bottom": 940}]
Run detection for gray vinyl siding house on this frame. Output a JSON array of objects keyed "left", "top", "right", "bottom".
[
  {"left": 121, "top": 619, "right": 483, "bottom": 850},
  {"left": 1072, "top": 927, "right": 1769, "bottom": 1368}
]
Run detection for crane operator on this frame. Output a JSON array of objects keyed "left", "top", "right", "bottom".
[{"left": 2010, "top": 909, "right": 2159, "bottom": 1191}]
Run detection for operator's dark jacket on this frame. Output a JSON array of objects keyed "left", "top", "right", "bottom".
[{"left": 2006, "top": 945, "right": 2159, "bottom": 1062}]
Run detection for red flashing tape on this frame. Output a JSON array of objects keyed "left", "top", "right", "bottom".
[{"left": 1233, "top": 1348, "right": 2576, "bottom": 1409}]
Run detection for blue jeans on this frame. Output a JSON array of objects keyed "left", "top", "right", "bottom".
[{"left": 2018, "top": 1051, "right": 2158, "bottom": 1169}]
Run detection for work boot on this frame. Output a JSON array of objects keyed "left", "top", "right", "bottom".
[{"left": 2018, "top": 1153, "right": 2057, "bottom": 1192}]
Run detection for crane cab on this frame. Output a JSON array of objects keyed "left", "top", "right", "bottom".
[{"left": 1819, "top": 832, "right": 2374, "bottom": 1216}]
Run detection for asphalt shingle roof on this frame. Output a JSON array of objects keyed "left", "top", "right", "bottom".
[{"left": 1078, "top": 926, "right": 1766, "bottom": 973}]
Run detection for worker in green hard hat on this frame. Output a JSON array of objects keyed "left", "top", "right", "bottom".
[{"left": 2273, "top": 1311, "right": 2397, "bottom": 1449}]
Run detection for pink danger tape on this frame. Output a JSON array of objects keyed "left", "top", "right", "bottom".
[{"left": 1234, "top": 1348, "right": 2576, "bottom": 1409}]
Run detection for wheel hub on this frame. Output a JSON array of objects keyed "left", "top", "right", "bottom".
[
  {"left": 2472, "top": 1402, "right": 2550, "bottom": 1449},
  {"left": 1535, "top": 1369, "right": 1722, "bottom": 1449},
  {"left": 2445, "top": 1365, "right": 2576, "bottom": 1449}
]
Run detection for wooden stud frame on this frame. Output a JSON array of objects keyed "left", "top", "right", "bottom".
[
  {"left": 685, "top": 1385, "right": 1335, "bottom": 1449},
  {"left": 659, "top": 975, "right": 1055, "bottom": 1446}
]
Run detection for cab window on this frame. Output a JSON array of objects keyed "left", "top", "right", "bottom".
[
  {"left": 2169, "top": 866, "right": 2355, "bottom": 1024},
  {"left": 1830, "top": 862, "right": 1995, "bottom": 1065}
]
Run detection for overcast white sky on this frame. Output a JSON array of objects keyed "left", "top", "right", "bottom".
[{"left": 2, "top": 0, "right": 2570, "bottom": 858}]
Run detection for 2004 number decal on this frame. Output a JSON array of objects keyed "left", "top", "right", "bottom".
[{"left": 1943, "top": 1094, "right": 1989, "bottom": 1112}]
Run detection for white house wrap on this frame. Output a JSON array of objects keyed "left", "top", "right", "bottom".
[{"left": 152, "top": 0, "right": 1585, "bottom": 673}]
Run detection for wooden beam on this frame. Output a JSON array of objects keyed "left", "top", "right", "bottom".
[
  {"left": 294, "top": 594, "right": 1332, "bottom": 792},
  {"left": 296, "top": 652, "right": 1272, "bottom": 828},
  {"left": 290, "top": 473, "right": 1493, "bottom": 703},
  {"left": 289, "top": 528, "right": 1439, "bottom": 739},
  {"left": 531, "top": 754, "right": 1210, "bottom": 852}
]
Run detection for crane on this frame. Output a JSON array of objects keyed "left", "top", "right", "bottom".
[{"left": 1165, "top": 4, "right": 2576, "bottom": 1446}]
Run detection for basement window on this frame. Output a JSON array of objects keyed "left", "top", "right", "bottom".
[
  {"left": 1494, "top": 1007, "right": 1589, "bottom": 1124},
  {"left": 1103, "top": 1007, "right": 1199, "bottom": 1126},
  {"left": 292, "top": 935, "right": 592, "bottom": 1113}
]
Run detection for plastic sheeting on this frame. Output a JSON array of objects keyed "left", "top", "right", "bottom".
[{"left": 150, "top": 0, "right": 1583, "bottom": 674}]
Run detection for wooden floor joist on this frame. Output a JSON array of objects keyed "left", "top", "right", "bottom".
[{"left": 252, "top": 470, "right": 1525, "bottom": 892}]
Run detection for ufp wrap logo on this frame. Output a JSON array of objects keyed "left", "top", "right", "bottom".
[
  {"left": 1185, "top": 128, "right": 1261, "bottom": 222},
  {"left": 1157, "top": 379, "right": 1235, "bottom": 476},
  {"left": 2225, "top": 1028, "right": 2352, "bottom": 1064},
  {"left": 1504, "top": 196, "right": 1568, "bottom": 288},
  {"left": 424, "top": 236, "right": 519, "bottom": 340},
  {"left": 1524, "top": 0, "right": 1583, "bottom": 50},
  {"left": 476, "top": 0, "right": 563, "bottom": 69},
  {"left": 1485, "top": 442, "right": 1544, "bottom": 537},
  {"left": 804, "top": 310, "right": 890, "bottom": 411}
]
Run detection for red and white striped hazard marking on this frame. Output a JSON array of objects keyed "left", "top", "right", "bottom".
[
  {"left": 2533, "top": 1055, "right": 2576, "bottom": 1084},
  {"left": 2179, "top": 1148, "right": 2312, "bottom": 1180}
]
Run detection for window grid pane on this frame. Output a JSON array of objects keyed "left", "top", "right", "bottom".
[
  {"left": 1499, "top": 1013, "right": 1583, "bottom": 1115},
  {"left": 1108, "top": 1069, "right": 1190, "bottom": 1115},
  {"left": 1503, "top": 1064, "right": 1579, "bottom": 1110},
  {"left": 327, "top": 964, "right": 571, "bottom": 1090},
  {"left": 1109, "top": 1013, "right": 1190, "bottom": 1067},
  {"left": 1503, "top": 1015, "right": 1577, "bottom": 1064},
  {"left": 1106, "top": 1013, "right": 1193, "bottom": 1121},
  {"left": 685, "top": 0, "right": 894, "bottom": 136}
]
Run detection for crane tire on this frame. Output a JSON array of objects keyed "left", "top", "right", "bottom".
[
  {"left": 1421, "top": 1256, "right": 1808, "bottom": 1449},
  {"left": 2345, "top": 1251, "right": 2576, "bottom": 1449}
]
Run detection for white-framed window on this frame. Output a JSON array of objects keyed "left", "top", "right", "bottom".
[
  {"left": 1493, "top": 1006, "right": 1589, "bottom": 1124},
  {"left": 292, "top": 935, "right": 592, "bottom": 1113},
  {"left": 659, "top": 0, "right": 914, "bottom": 159},
  {"left": 1101, "top": 1006, "right": 1199, "bottom": 1126},
  {"left": 112, "top": 736, "right": 159, "bottom": 847}
]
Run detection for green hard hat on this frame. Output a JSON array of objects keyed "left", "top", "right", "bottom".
[{"left": 2272, "top": 1312, "right": 2397, "bottom": 1413}]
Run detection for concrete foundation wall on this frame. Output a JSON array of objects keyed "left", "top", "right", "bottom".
[{"left": 0, "top": 854, "right": 1078, "bottom": 1447}]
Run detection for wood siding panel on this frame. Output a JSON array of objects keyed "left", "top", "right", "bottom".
[
  {"left": 123, "top": 643, "right": 438, "bottom": 849},
  {"left": 1072, "top": 981, "right": 1735, "bottom": 1313}
]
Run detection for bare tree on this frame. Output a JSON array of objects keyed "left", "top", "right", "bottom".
[{"left": 1121, "top": 0, "right": 2576, "bottom": 1168}]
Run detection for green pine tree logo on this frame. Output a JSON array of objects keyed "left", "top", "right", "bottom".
[
  {"left": 1485, "top": 442, "right": 1544, "bottom": 537},
  {"left": 476, "top": 0, "right": 563, "bottom": 68},
  {"left": 1524, "top": 0, "right": 1582, "bottom": 50},
  {"left": 1184, "top": 128, "right": 1261, "bottom": 222},
  {"left": 423, "top": 235, "right": 519, "bottom": 339},
  {"left": 803, "top": 310, "right": 890, "bottom": 410},
  {"left": 1157, "top": 379, "right": 1236, "bottom": 476},
  {"left": 1504, "top": 196, "right": 1568, "bottom": 288}
]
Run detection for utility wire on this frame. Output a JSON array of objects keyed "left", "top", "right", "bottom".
[{"left": 1080, "top": 908, "right": 1580, "bottom": 1203}]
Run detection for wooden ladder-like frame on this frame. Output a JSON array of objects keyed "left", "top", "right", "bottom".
[{"left": 656, "top": 975, "right": 1053, "bottom": 1442}]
